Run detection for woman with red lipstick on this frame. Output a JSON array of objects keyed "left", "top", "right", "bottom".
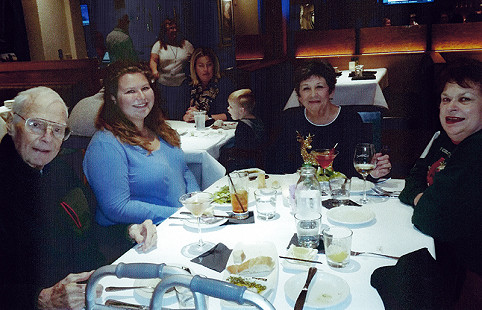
[
  {"left": 183, "top": 48, "right": 231, "bottom": 122},
  {"left": 399, "top": 58, "right": 482, "bottom": 308},
  {"left": 268, "top": 59, "right": 391, "bottom": 178},
  {"left": 83, "top": 61, "right": 199, "bottom": 226}
]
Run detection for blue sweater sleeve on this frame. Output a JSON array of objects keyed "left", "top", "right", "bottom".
[
  {"left": 184, "top": 164, "right": 200, "bottom": 193},
  {"left": 83, "top": 132, "right": 186, "bottom": 226}
]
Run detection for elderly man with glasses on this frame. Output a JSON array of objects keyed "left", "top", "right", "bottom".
[{"left": 0, "top": 87, "right": 157, "bottom": 309}]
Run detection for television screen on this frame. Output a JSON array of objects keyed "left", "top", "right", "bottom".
[
  {"left": 381, "top": 0, "right": 434, "bottom": 4},
  {"left": 81, "top": 4, "right": 90, "bottom": 26}
]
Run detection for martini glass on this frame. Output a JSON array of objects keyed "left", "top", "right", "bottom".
[
  {"left": 180, "top": 192, "right": 214, "bottom": 258},
  {"left": 313, "top": 149, "right": 339, "bottom": 195},
  {"left": 353, "top": 143, "right": 376, "bottom": 204}
]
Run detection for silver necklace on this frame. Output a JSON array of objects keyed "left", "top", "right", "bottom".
[{"left": 169, "top": 45, "right": 178, "bottom": 60}]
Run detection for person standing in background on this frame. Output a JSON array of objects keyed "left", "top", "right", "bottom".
[
  {"left": 106, "top": 14, "right": 138, "bottom": 63},
  {"left": 150, "top": 18, "right": 194, "bottom": 120}
]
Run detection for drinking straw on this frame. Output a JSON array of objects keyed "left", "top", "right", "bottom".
[
  {"left": 332, "top": 143, "right": 338, "bottom": 150},
  {"left": 227, "top": 173, "right": 246, "bottom": 213}
]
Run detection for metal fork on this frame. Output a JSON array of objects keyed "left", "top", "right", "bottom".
[
  {"left": 351, "top": 251, "right": 400, "bottom": 260},
  {"left": 372, "top": 186, "right": 400, "bottom": 197}
]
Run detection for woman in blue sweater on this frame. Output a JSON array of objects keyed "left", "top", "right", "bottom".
[{"left": 83, "top": 61, "right": 199, "bottom": 226}]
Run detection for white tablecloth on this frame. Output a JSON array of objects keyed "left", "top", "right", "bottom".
[
  {"left": 97, "top": 175, "right": 434, "bottom": 310},
  {"left": 166, "top": 120, "right": 236, "bottom": 190},
  {"left": 284, "top": 68, "right": 389, "bottom": 110}
]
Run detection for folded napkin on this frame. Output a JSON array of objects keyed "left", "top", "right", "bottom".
[
  {"left": 352, "top": 75, "right": 376, "bottom": 80},
  {"left": 371, "top": 248, "right": 455, "bottom": 309},
  {"left": 223, "top": 211, "right": 255, "bottom": 225},
  {"left": 288, "top": 233, "right": 325, "bottom": 254},
  {"left": 191, "top": 243, "right": 232, "bottom": 272},
  {"left": 322, "top": 199, "right": 361, "bottom": 209},
  {"left": 348, "top": 71, "right": 377, "bottom": 77}
]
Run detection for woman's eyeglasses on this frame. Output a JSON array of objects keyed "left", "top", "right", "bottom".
[{"left": 14, "top": 113, "right": 71, "bottom": 141}]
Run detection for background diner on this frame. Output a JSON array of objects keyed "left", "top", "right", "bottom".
[{"left": 0, "top": 0, "right": 481, "bottom": 309}]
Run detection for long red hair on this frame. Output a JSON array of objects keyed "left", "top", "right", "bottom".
[{"left": 97, "top": 60, "right": 180, "bottom": 149}]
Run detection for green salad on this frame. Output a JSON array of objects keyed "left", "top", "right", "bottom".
[
  {"left": 316, "top": 167, "right": 347, "bottom": 182},
  {"left": 213, "top": 185, "right": 230, "bottom": 204},
  {"left": 227, "top": 276, "right": 266, "bottom": 294}
]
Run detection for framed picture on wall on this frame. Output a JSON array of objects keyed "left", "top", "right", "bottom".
[{"left": 217, "top": 0, "right": 234, "bottom": 46}]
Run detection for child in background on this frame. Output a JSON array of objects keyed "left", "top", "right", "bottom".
[{"left": 222, "top": 89, "right": 266, "bottom": 172}]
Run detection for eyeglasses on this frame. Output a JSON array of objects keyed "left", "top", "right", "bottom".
[{"left": 14, "top": 113, "right": 71, "bottom": 141}]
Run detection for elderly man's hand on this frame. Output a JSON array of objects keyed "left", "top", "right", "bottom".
[
  {"left": 37, "top": 271, "right": 102, "bottom": 310},
  {"left": 370, "top": 153, "right": 391, "bottom": 179},
  {"left": 128, "top": 219, "right": 158, "bottom": 252}
]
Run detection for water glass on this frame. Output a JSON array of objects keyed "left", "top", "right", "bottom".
[
  {"left": 175, "top": 285, "right": 195, "bottom": 307},
  {"left": 329, "top": 177, "right": 351, "bottom": 200},
  {"left": 355, "top": 64, "right": 364, "bottom": 77},
  {"left": 295, "top": 211, "right": 322, "bottom": 248},
  {"left": 323, "top": 226, "right": 352, "bottom": 268},
  {"left": 193, "top": 110, "right": 206, "bottom": 130},
  {"left": 254, "top": 188, "right": 277, "bottom": 220}
]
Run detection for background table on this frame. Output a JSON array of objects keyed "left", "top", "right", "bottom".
[
  {"left": 97, "top": 175, "right": 434, "bottom": 310},
  {"left": 284, "top": 68, "right": 389, "bottom": 110},
  {"left": 166, "top": 120, "right": 235, "bottom": 190}
]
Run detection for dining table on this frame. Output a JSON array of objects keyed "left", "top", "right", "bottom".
[
  {"left": 284, "top": 68, "right": 389, "bottom": 110},
  {"left": 95, "top": 173, "right": 434, "bottom": 310},
  {"left": 166, "top": 120, "right": 236, "bottom": 190}
]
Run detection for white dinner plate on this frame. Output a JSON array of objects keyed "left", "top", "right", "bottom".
[
  {"left": 285, "top": 272, "right": 350, "bottom": 308},
  {"left": 327, "top": 206, "right": 376, "bottom": 225},
  {"left": 377, "top": 179, "right": 405, "bottom": 192},
  {"left": 182, "top": 210, "right": 228, "bottom": 229},
  {"left": 133, "top": 278, "right": 176, "bottom": 302},
  {"left": 222, "top": 241, "right": 278, "bottom": 308},
  {"left": 350, "top": 178, "right": 375, "bottom": 193}
]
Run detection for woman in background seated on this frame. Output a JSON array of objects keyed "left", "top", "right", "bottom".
[
  {"left": 268, "top": 59, "right": 391, "bottom": 178},
  {"left": 183, "top": 48, "right": 232, "bottom": 122},
  {"left": 399, "top": 58, "right": 481, "bottom": 308},
  {"left": 83, "top": 61, "right": 199, "bottom": 226}
]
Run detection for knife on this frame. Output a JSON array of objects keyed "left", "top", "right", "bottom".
[
  {"left": 294, "top": 267, "right": 317, "bottom": 310},
  {"left": 180, "top": 211, "right": 234, "bottom": 218},
  {"left": 105, "top": 299, "right": 149, "bottom": 309}
]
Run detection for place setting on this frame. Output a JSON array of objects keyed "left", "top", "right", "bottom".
[{"left": 282, "top": 221, "right": 353, "bottom": 309}]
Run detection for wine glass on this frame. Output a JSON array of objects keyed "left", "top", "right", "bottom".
[
  {"left": 313, "top": 148, "right": 339, "bottom": 195},
  {"left": 179, "top": 192, "right": 214, "bottom": 258},
  {"left": 353, "top": 143, "right": 377, "bottom": 204}
]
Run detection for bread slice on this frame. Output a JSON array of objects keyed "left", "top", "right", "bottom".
[{"left": 226, "top": 256, "right": 274, "bottom": 275}]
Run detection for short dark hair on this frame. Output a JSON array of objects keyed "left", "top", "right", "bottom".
[
  {"left": 438, "top": 58, "right": 482, "bottom": 94},
  {"left": 294, "top": 60, "right": 337, "bottom": 96}
]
